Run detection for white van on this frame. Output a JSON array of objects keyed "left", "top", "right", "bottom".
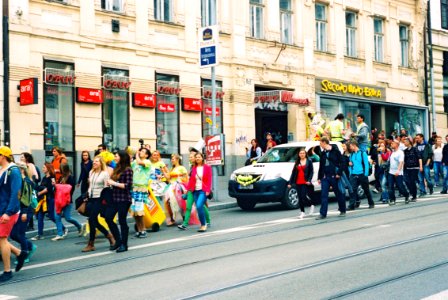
[{"left": 228, "top": 141, "right": 373, "bottom": 210}]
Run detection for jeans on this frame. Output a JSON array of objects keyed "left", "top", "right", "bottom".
[
  {"left": 338, "top": 172, "right": 355, "bottom": 202},
  {"left": 37, "top": 196, "right": 62, "bottom": 236},
  {"left": 294, "top": 184, "right": 315, "bottom": 213},
  {"left": 320, "top": 176, "right": 346, "bottom": 217},
  {"left": 10, "top": 209, "right": 34, "bottom": 251},
  {"left": 379, "top": 171, "right": 389, "bottom": 201},
  {"left": 182, "top": 191, "right": 210, "bottom": 227},
  {"left": 55, "top": 203, "right": 81, "bottom": 236},
  {"left": 387, "top": 173, "right": 409, "bottom": 201},
  {"left": 404, "top": 169, "right": 419, "bottom": 198},
  {"left": 193, "top": 190, "right": 207, "bottom": 226},
  {"left": 105, "top": 201, "right": 131, "bottom": 247},
  {"left": 349, "top": 174, "right": 374, "bottom": 208},
  {"left": 87, "top": 198, "right": 109, "bottom": 242},
  {"left": 418, "top": 165, "right": 434, "bottom": 194},
  {"left": 433, "top": 161, "right": 443, "bottom": 185}
]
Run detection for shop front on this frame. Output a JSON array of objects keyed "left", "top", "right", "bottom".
[{"left": 316, "top": 78, "right": 428, "bottom": 139}]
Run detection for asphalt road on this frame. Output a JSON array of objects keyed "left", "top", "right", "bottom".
[{"left": 1, "top": 191, "right": 447, "bottom": 300}]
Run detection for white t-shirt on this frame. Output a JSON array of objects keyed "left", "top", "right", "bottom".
[
  {"left": 389, "top": 150, "right": 404, "bottom": 176},
  {"left": 195, "top": 166, "right": 203, "bottom": 190},
  {"left": 433, "top": 145, "right": 443, "bottom": 162}
]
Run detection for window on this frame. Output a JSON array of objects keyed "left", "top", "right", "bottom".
[
  {"left": 201, "top": 0, "right": 216, "bottom": 26},
  {"left": 399, "top": 25, "right": 409, "bottom": 67},
  {"left": 315, "top": 3, "right": 327, "bottom": 51},
  {"left": 201, "top": 79, "right": 223, "bottom": 138},
  {"left": 345, "top": 12, "right": 357, "bottom": 57},
  {"left": 374, "top": 18, "right": 384, "bottom": 62},
  {"left": 250, "top": 0, "right": 264, "bottom": 39},
  {"left": 102, "top": 68, "right": 130, "bottom": 151},
  {"left": 280, "top": 0, "right": 292, "bottom": 44},
  {"left": 101, "top": 0, "right": 122, "bottom": 12},
  {"left": 442, "top": 0, "right": 448, "bottom": 29},
  {"left": 443, "top": 52, "right": 448, "bottom": 113},
  {"left": 156, "top": 74, "right": 179, "bottom": 156},
  {"left": 154, "top": 0, "right": 172, "bottom": 22}
]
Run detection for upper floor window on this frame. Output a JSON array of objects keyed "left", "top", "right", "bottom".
[
  {"left": 442, "top": 0, "right": 448, "bottom": 29},
  {"left": 374, "top": 18, "right": 384, "bottom": 62},
  {"left": 250, "top": 0, "right": 264, "bottom": 39},
  {"left": 101, "top": 0, "right": 122, "bottom": 12},
  {"left": 399, "top": 25, "right": 409, "bottom": 67},
  {"left": 280, "top": 0, "right": 292, "bottom": 44},
  {"left": 345, "top": 12, "right": 357, "bottom": 57},
  {"left": 201, "top": 0, "right": 217, "bottom": 26},
  {"left": 154, "top": 0, "right": 172, "bottom": 22},
  {"left": 315, "top": 3, "right": 327, "bottom": 51}
]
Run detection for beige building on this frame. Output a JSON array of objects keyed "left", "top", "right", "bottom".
[{"left": 6, "top": 0, "right": 427, "bottom": 191}]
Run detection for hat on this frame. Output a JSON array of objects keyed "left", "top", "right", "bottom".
[
  {"left": 0, "top": 146, "right": 12, "bottom": 158},
  {"left": 189, "top": 139, "right": 205, "bottom": 153}
]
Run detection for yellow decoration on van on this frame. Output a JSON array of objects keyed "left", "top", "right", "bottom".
[{"left": 236, "top": 174, "right": 260, "bottom": 186}]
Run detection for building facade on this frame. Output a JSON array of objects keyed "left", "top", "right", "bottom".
[{"left": 7, "top": 0, "right": 427, "bottom": 192}]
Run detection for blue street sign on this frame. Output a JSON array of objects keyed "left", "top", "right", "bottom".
[{"left": 200, "top": 46, "right": 217, "bottom": 67}]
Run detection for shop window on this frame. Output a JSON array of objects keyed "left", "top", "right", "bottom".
[
  {"left": 102, "top": 68, "right": 130, "bottom": 151},
  {"left": 201, "top": 0, "right": 217, "bottom": 26},
  {"left": 399, "top": 25, "right": 409, "bottom": 67},
  {"left": 374, "top": 18, "right": 384, "bottom": 62},
  {"left": 442, "top": 0, "right": 448, "bottom": 30},
  {"left": 154, "top": 0, "right": 172, "bottom": 22},
  {"left": 345, "top": 11, "right": 357, "bottom": 57},
  {"left": 315, "top": 3, "right": 327, "bottom": 52},
  {"left": 280, "top": 0, "right": 292, "bottom": 44},
  {"left": 156, "top": 74, "right": 180, "bottom": 157},
  {"left": 44, "top": 61, "right": 75, "bottom": 153},
  {"left": 101, "top": 0, "right": 122, "bottom": 12},
  {"left": 250, "top": 0, "right": 264, "bottom": 39}
]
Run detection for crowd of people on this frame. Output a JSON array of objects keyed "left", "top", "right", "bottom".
[{"left": 0, "top": 142, "right": 213, "bottom": 282}]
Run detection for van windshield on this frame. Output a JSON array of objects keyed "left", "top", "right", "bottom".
[{"left": 257, "top": 147, "right": 303, "bottom": 163}]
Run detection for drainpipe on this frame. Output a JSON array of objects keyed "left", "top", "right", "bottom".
[
  {"left": 427, "top": 0, "right": 436, "bottom": 133},
  {"left": 2, "top": 0, "right": 9, "bottom": 146}
]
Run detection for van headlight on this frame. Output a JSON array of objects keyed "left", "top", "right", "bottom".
[{"left": 230, "top": 172, "right": 236, "bottom": 180}]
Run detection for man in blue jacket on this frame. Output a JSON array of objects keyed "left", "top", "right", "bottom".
[
  {"left": 0, "top": 146, "right": 28, "bottom": 282},
  {"left": 348, "top": 141, "right": 374, "bottom": 210}
]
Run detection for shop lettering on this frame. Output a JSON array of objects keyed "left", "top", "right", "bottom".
[
  {"left": 105, "top": 90, "right": 127, "bottom": 101},
  {"left": 202, "top": 90, "right": 225, "bottom": 99},
  {"left": 254, "top": 95, "right": 280, "bottom": 103},
  {"left": 104, "top": 80, "right": 131, "bottom": 90},
  {"left": 45, "top": 74, "right": 76, "bottom": 85},
  {"left": 205, "top": 107, "right": 220, "bottom": 116},
  {"left": 158, "top": 103, "right": 175, "bottom": 112},
  {"left": 321, "top": 79, "right": 382, "bottom": 98},
  {"left": 46, "top": 86, "right": 71, "bottom": 96},
  {"left": 157, "top": 86, "right": 182, "bottom": 95},
  {"left": 20, "top": 84, "right": 31, "bottom": 93}
]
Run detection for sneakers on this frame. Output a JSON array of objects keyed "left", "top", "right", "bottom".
[
  {"left": 368, "top": 205, "right": 375, "bottom": 209},
  {"left": 78, "top": 224, "right": 86, "bottom": 237},
  {"left": 298, "top": 212, "right": 305, "bottom": 219},
  {"left": 51, "top": 235, "right": 64, "bottom": 241},
  {"left": 372, "top": 188, "right": 379, "bottom": 194},
  {"left": 138, "top": 232, "right": 147, "bottom": 238},
  {"left": 410, "top": 197, "right": 417, "bottom": 202},
  {"left": 315, "top": 215, "right": 326, "bottom": 220},
  {"left": 15, "top": 250, "right": 28, "bottom": 272},
  {"left": 308, "top": 205, "right": 315, "bottom": 216},
  {"left": 405, "top": 197, "right": 410, "bottom": 204},
  {"left": 31, "top": 235, "right": 44, "bottom": 241},
  {"left": 389, "top": 200, "right": 396, "bottom": 206},
  {"left": 339, "top": 212, "right": 346, "bottom": 217},
  {"left": 429, "top": 187, "right": 434, "bottom": 195},
  {"left": 178, "top": 224, "right": 188, "bottom": 230},
  {"left": 0, "top": 271, "right": 13, "bottom": 282},
  {"left": 63, "top": 228, "right": 69, "bottom": 237},
  {"left": 27, "top": 244, "right": 37, "bottom": 261},
  {"left": 197, "top": 226, "right": 207, "bottom": 232}
]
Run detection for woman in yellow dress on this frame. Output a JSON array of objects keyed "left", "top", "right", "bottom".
[{"left": 164, "top": 154, "right": 188, "bottom": 225}]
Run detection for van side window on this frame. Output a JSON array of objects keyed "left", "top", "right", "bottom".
[{"left": 308, "top": 146, "right": 321, "bottom": 162}]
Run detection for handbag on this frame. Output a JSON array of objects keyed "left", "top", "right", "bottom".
[
  {"left": 207, "top": 191, "right": 214, "bottom": 200},
  {"left": 77, "top": 201, "right": 89, "bottom": 217}
]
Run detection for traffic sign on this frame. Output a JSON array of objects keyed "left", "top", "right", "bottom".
[{"left": 199, "top": 26, "right": 219, "bottom": 68}]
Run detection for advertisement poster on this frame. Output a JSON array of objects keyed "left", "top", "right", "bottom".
[{"left": 205, "top": 134, "right": 225, "bottom": 166}]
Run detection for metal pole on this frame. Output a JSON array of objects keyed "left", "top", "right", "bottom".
[
  {"left": 427, "top": 0, "right": 436, "bottom": 133},
  {"left": 210, "top": 0, "right": 217, "bottom": 200}
]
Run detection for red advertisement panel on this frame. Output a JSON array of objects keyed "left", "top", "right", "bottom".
[
  {"left": 182, "top": 98, "right": 203, "bottom": 111},
  {"left": 204, "top": 106, "right": 220, "bottom": 116},
  {"left": 205, "top": 134, "right": 224, "bottom": 166},
  {"left": 19, "top": 78, "right": 38, "bottom": 106},
  {"left": 157, "top": 103, "right": 175, "bottom": 112},
  {"left": 133, "top": 93, "right": 156, "bottom": 108},
  {"left": 77, "top": 88, "right": 103, "bottom": 103}
]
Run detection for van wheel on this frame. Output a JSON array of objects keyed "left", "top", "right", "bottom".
[
  {"left": 237, "top": 198, "right": 256, "bottom": 211},
  {"left": 282, "top": 186, "right": 300, "bottom": 210}
]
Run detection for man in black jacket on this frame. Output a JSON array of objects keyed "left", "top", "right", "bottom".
[
  {"left": 415, "top": 133, "right": 434, "bottom": 196},
  {"left": 403, "top": 137, "right": 421, "bottom": 201},
  {"left": 316, "top": 137, "right": 346, "bottom": 220}
]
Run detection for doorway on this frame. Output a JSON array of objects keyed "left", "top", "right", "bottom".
[{"left": 255, "top": 109, "right": 288, "bottom": 151}]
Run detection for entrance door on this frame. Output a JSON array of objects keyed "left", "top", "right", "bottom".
[{"left": 255, "top": 109, "right": 288, "bottom": 151}]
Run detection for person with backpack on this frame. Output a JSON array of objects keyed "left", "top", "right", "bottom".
[
  {"left": 348, "top": 141, "right": 374, "bottom": 210},
  {"left": 9, "top": 162, "right": 37, "bottom": 264},
  {"left": 52, "top": 163, "right": 82, "bottom": 241},
  {"left": 0, "top": 146, "right": 28, "bottom": 282},
  {"left": 20, "top": 152, "right": 40, "bottom": 230}
]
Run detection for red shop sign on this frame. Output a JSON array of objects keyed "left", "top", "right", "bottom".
[
  {"left": 45, "top": 74, "right": 76, "bottom": 85},
  {"left": 202, "top": 89, "right": 225, "bottom": 100},
  {"left": 205, "top": 106, "right": 220, "bottom": 116},
  {"left": 182, "top": 98, "right": 203, "bottom": 112},
  {"left": 133, "top": 93, "right": 156, "bottom": 108},
  {"left": 19, "top": 78, "right": 38, "bottom": 106},
  {"left": 158, "top": 103, "right": 175, "bottom": 113},
  {"left": 281, "top": 91, "right": 310, "bottom": 106},
  {"left": 157, "top": 85, "right": 182, "bottom": 96},
  {"left": 103, "top": 79, "right": 131, "bottom": 90},
  {"left": 77, "top": 88, "right": 103, "bottom": 104}
]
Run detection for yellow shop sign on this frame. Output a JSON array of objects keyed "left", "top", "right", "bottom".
[{"left": 317, "top": 79, "right": 385, "bottom": 100}]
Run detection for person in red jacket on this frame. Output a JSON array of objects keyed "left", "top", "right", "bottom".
[{"left": 187, "top": 153, "right": 212, "bottom": 232}]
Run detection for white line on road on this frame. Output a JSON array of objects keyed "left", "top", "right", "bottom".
[
  {"left": 421, "top": 289, "right": 448, "bottom": 300},
  {"left": 0, "top": 295, "right": 18, "bottom": 300}
]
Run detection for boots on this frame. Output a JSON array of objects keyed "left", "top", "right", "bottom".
[
  {"left": 106, "top": 233, "right": 116, "bottom": 247},
  {"left": 82, "top": 241, "right": 95, "bottom": 252}
]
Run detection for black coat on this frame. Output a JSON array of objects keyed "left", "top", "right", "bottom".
[
  {"left": 289, "top": 158, "right": 314, "bottom": 184},
  {"left": 318, "top": 145, "right": 342, "bottom": 180}
]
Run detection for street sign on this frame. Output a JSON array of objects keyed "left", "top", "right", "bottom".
[{"left": 199, "top": 26, "right": 219, "bottom": 68}]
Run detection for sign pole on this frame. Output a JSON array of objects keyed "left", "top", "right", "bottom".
[{"left": 210, "top": 0, "right": 217, "bottom": 201}]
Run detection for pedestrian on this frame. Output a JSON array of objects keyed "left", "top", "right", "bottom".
[
  {"left": 82, "top": 155, "right": 115, "bottom": 252},
  {"left": 97, "top": 144, "right": 107, "bottom": 154},
  {"left": 432, "top": 136, "right": 443, "bottom": 187},
  {"left": 52, "top": 163, "right": 83, "bottom": 241},
  {"left": 351, "top": 114, "right": 370, "bottom": 153},
  {"left": 348, "top": 141, "right": 374, "bottom": 210},
  {"left": 130, "top": 148, "right": 152, "bottom": 238},
  {"left": 265, "top": 132, "right": 277, "bottom": 152},
  {"left": 51, "top": 147, "right": 68, "bottom": 183},
  {"left": 441, "top": 134, "right": 448, "bottom": 194},
  {"left": 106, "top": 150, "right": 133, "bottom": 253},
  {"left": 403, "top": 137, "right": 420, "bottom": 201},
  {"left": 245, "top": 139, "right": 262, "bottom": 165},
  {"left": 325, "top": 113, "right": 346, "bottom": 142},
  {"left": 165, "top": 153, "right": 188, "bottom": 223},
  {"left": 316, "top": 137, "right": 346, "bottom": 219},
  {"left": 77, "top": 151, "right": 92, "bottom": 196},
  {"left": 288, "top": 149, "right": 315, "bottom": 219},
  {"left": 370, "top": 138, "right": 381, "bottom": 194},
  {"left": 186, "top": 152, "right": 212, "bottom": 232},
  {"left": 149, "top": 150, "right": 171, "bottom": 224},
  {"left": 415, "top": 133, "right": 434, "bottom": 196},
  {"left": 338, "top": 142, "right": 356, "bottom": 205},
  {"left": 387, "top": 140, "right": 410, "bottom": 205},
  {"left": 428, "top": 131, "right": 438, "bottom": 146},
  {"left": 20, "top": 152, "right": 40, "bottom": 184},
  {"left": 0, "top": 146, "right": 28, "bottom": 282},
  {"left": 377, "top": 140, "right": 392, "bottom": 203}
]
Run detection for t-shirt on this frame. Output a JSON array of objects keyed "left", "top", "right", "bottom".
[
  {"left": 389, "top": 150, "right": 404, "bottom": 176},
  {"left": 149, "top": 161, "right": 166, "bottom": 181},
  {"left": 132, "top": 159, "right": 152, "bottom": 187},
  {"left": 195, "top": 166, "right": 204, "bottom": 190},
  {"left": 296, "top": 165, "right": 306, "bottom": 185},
  {"left": 169, "top": 166, "right": 188, "bottom": 184},
  {"left": 433, "top": 146, "right": 443, "bottom": 162}
]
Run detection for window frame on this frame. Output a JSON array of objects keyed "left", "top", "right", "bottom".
[
  {"left": 250, "top": 0, "right": 264, "bottom": 39},
  {"left": 345, "top": 11, "right": 357, "bottom": 57},
  {"left": 442, "top": 0, "right": 448, "bottom": 30},
  {"left": 154, "top": 0, "right": 173, "bottom": 22},
  {"left": 315, "top": 3, "right": 327, "bottom": 52},
  {"left": 399, "top": 24, "right": 410, "bottom": 67},
  {"left": 101, "top": 0, "right": 123, "bottom": 12},
  {"left": 280, "top": 0, "right": 293, "bottom": 44},
  {"left": 201, "top": 0, "right": 217, "bottom": 27},
  {"left": 374, "top": 18, "right": 384, "bottom": 62}
]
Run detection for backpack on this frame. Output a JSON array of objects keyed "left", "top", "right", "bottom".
[{"left": 19, "top": 179, "right": 33, "bottom": 207}]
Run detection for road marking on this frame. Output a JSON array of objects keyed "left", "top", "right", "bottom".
[
  {"left": 0, "top": 295, "right": 18, "bottom": 300},
  {"left": 421, "top": 289, "right": 448, "bottom": 300}
]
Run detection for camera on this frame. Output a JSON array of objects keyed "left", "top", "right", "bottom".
[{"left": 139, "top": 139, "right": 144, "bottom": 148}]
